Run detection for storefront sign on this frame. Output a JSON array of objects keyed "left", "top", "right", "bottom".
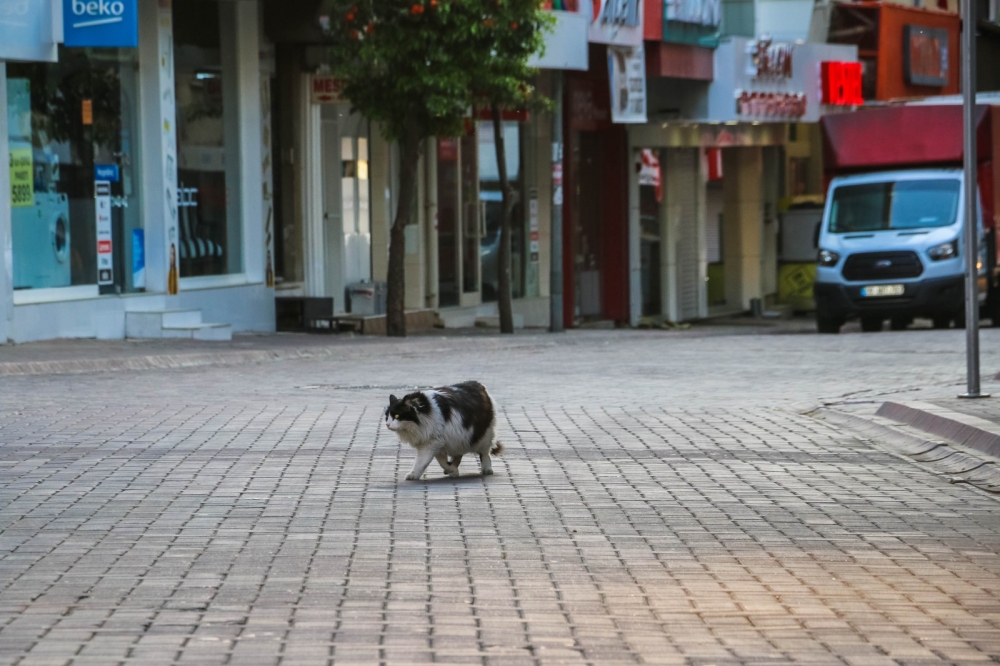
[
  {"left": 904, "top": 25, "right": 948, "bottom": 87},
  {"left": 747, "top": 38, "right": 793, "bottom": 80},
  {"left": 821, "top": 61, "right": 863, "bottom": 106},
  {"left": 703, "top": 38, "right": 858, "bottom": 123},
  {"left": 311, "top": 76, "right": 347, "bottom": 104},
  {"left": 438, "top": 138, "right": 458, "bottom": 162},
  {"left": 663, "top": 0, "right": 719, "bottom": 47},
  {"left": 9, "top": 148, "right": 33, "bottom": 208},
  {"left": 589, "top": 0, "right": 642, "bottom": 46},
  {"left": 638, "top": 149, "right": 661, "bottom": 201},
  {"left": 608, "top": 44, "right": 646, "bottom": 123},
  {"left": 95, "top": 180, "right": 113, "bottom": 285},
  {"left": 0, "top": 0, "right": 59, "bottom": 61},
  {"left": 666, "top": 0, "right": 719, "bottom": 27},
  {"left": 94, "top": 163, "right": 119, "bottom": 182},
  {"left": 63, "top": 0, "right": 138, "bottom": 47},
  {"left": 529, "top": 199, "right": 540, "bottom": 261},
  {"left": 735, "top": 91, "right": 807, "bottom": 118}
]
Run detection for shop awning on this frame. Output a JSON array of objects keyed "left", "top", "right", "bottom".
[{"left": 820, "top": 104, "right": 994, "bottom": 172}]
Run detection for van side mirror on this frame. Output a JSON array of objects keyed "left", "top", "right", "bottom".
[{"left": 813, "top": 221, "right": 821, "bottom": 249}]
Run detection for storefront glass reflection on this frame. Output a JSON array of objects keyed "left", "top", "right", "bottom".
[{"left": 7, "top": 46, "right": 142, "bottom": 293}]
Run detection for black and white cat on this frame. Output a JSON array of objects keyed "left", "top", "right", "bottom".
[{"left": 384, "top": 381, "right": 503, "bottom": 480}]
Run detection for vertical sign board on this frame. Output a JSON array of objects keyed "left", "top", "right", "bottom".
[
  {"left": 608, "top": 44, "right": 647, "bottom": 123},
  {"left": 95, "top": 181, "right": 113, "bottom": 285},
  {"left": 529, "top": 198, "right": 540, "bottom": 262},
  {"left": 63, "top": 0, "right": 138, "bottom": 47}
]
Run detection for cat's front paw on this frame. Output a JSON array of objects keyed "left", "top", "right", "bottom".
[
  {"left": 445, "top": 468, "right": 460, "bottom": 478},
  {"left": 405, "top": 473, "right": 420, "bottom": 481},
  {"left": 481, "top": 468, "right": 494, "bottom": 476}
]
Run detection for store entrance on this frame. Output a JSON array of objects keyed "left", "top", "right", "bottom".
[{"left": 437, "top": 131, "right": 481, "bottom": 308}]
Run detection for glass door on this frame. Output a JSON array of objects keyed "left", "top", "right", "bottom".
[{"left": 437, "top": 128, "right": 483, "bottom": 308}]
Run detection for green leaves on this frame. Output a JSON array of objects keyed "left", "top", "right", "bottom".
[{"left": 318, "top": 0, "right": 553, "bottom": 142}]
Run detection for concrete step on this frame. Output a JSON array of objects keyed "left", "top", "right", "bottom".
[
  {"left": 161, "top": 323, "right": 233, "bottom": 341},
  {"left": 126, "top": 309, "right": 203, "bottom": 338},
  {"left": 475, "top": 314, "right": 525, "bottom": 329}
]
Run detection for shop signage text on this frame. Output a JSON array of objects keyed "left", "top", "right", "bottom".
[
  {"left": 311, "top": 76, "right": 347, "bottom": 104},
  {"left": 904, "top": 25, "right": 948, "bottom": 87},
  {"left": 589, "top": 0, "right": 642, "bottom": 46},
  {"left": 95, "top": 180, "right": 113, "bottom": 285},
  {"left": 746, "top": 37, "right": 793, "bottom": 80},
  {"left": 63, "top": 0, "right": 138, "bottom": 47},
  {"left": 9, "top": 148, "right": 33, "bottom": 208},
  {"left": 735, "top": 91, "right": 807, "bottom": 118},
  {"left": 821, "top": 61, "right": 863, "bottom": 106},
  {"left": 608, "top": 44, "right": 647, "bottom": 123},
  {"left": 666, "top": 0, "right": 720, "bottom": 27}
]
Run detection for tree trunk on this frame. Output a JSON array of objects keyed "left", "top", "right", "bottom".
[
  {"left": 492, "top": 105, "right": 514, "bottom": 334},
  {"left": 386, "top": 128, "right": 421, "bottom": 337}
]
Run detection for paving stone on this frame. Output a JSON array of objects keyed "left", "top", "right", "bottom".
[{"left": 2, "top": 326, "right": 1000, "bottom": 664}]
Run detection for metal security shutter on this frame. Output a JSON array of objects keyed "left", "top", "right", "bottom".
[{"left": 670, "top": 149, "right": 700, "bottom": 321}]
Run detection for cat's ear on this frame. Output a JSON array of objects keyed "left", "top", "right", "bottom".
[{"left": 389, "top": 394, "right": 398, "bottom": 406}]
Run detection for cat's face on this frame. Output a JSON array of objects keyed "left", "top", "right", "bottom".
[{"left": 385, "top": 394, "right": 423, "bottom": 434}]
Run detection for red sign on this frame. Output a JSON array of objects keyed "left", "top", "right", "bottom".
[
  {"left": 748, "top": 38, "right": 794, "bottom": 80},
  {"left": 311, "top": 76, "right": 346, "bottom": 104},
  {"left": 97, "top": 240, "right": 112, "bottom": 254},
  {"left": 821, "top": 61, "right": 863, "bottom": 106},
  {"left": 437, "top": 138, "right": 458, "bottom": 162},
  {"left": 705, "top": 148, "right": 722, "bottom": 182}
]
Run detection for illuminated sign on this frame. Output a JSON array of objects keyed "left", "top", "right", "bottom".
[{"left": 821, "top": 61, "right": 863, "bottom": 106}]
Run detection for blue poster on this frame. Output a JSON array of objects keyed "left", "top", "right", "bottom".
[
  {"left": 132, "top": 229, "right": 145, "bottom": 289},
  {"left": 63, "top": 0, "right": 138, "bottom": 48}
]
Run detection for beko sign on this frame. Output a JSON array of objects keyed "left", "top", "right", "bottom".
[{"left": 63, "top": 0, "right": 137, "bottom": 47}]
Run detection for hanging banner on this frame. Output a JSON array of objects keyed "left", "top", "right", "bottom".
[
  {"left": 608, "top": 44, "right": 647, "bottom": 123},
  {"left": 95, "top": 180, "right": 113, "bottom": 285}
]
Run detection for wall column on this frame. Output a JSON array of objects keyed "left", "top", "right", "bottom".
[
  {"left": 137, "top": 0, "right": 177, "bottom": 295},
  {"left": 299, "top": 73, "right": 324, "bottom": 297},
  {"left": 722, "top": 147, "right": 763, "bottom": 310}
]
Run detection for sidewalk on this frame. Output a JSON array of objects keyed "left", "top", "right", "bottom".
[
  {"left": 816, "top": 376, "right": 1000, "bottom": 494},
  {"left": 0, "top": 316, "right": 816, "bottom": 377}
]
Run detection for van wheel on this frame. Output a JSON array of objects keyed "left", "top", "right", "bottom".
[
  {"left": 932, "top": 315, "right": 952, "bottom": 329},
  {"left": 890, "top": 316, "right": 911, "bottom": 331},
  {"left": 860, "top": 317, "right": 883, "bottom": 332}
]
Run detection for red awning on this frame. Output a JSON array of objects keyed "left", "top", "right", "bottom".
[{"left": 821, "top": 105, "right": 994, "bottom": 172}]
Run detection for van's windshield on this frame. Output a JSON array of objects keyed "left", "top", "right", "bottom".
[{"left": 828, "top": 179, "right": 961, "bottom": 233}]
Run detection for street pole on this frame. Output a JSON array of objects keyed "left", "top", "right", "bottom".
[
  {"left": 960, "top": 0, "right": 987, "bottom": 399},
  {"left": 550, "top": 71, "right": 564, "bottom": 333}
]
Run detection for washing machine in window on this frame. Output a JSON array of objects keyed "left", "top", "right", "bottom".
[{"left": 12, "top": 191, "right": 71, "bottom": 289}]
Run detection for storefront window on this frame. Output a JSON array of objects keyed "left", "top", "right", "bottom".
[
  {"left": 174, "top": 0, "right": 242, "bottom": 277},
  {"left": 7, "top": 47, "right": 142, "bottom": 294},
  {"left": 478, "top": 121, "right": 524, "bottom": 303}
]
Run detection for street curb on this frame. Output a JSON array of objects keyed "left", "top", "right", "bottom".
[
  {"left": 876, "top": 400, "right": 1000, "bottom": 459},
  {"left": 0, "top": 346, "right": 352, "bottom": 377},
  {"left": 815, "top": 406, "right": 1000, "bottom": 494}
]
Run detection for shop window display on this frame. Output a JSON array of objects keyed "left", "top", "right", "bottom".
[
  {"left": 173, "top": 0, "right": 242, "bottom": 277},
  {"left": 7, "top": 47, "right": 142, "bottom": 294}
]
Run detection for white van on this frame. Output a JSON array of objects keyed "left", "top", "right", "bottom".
[{"left": 814, "top": 169, "right": 987, "bottom": 333}]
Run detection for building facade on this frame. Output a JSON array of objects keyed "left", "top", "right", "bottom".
[{"left": 1, "top": 0, "right": 274, "bottom": 343}]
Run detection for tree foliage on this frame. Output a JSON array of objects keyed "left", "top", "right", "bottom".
[{"left": 319, "top": 0, "right": 552, "bottom": 336}]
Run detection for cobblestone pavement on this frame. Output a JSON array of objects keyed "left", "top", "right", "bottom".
[{"left": 3, "top": 324, "right": 1000, "bottom": 665}]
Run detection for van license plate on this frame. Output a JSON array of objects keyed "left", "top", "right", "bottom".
[{"left": 861, "top": 284, "right": 905, "bottom": 297}]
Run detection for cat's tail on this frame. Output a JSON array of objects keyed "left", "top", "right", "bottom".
[{"left": 490, "top": 441, "right": 504, "bottom": 457}]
